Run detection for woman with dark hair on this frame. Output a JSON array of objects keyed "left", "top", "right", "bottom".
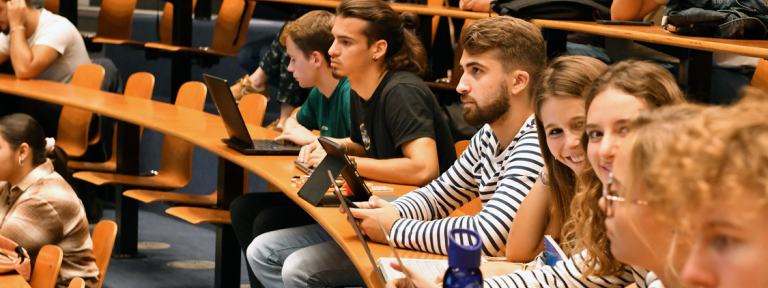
[{"left": 0, "top": 113, "right": 98, "bottom": 288}]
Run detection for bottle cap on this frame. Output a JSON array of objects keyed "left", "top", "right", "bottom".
[{"left": 448, "top": 228, "right": 482, "bottom": 269}]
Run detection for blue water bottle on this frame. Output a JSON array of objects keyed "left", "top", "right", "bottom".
[{"left": 443, "top": 228, "right": 483, "bottom": 288}]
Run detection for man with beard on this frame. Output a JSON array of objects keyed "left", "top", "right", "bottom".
[{"left": 247, "top": 7, "right": 546, "bottom": 288}]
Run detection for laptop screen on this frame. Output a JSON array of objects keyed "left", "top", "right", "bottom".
[{"left": 202, "top": 74, "right": 254, "bottom": 147}]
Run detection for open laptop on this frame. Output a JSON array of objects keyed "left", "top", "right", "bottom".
[
  {"left": 330, "top": 173, "right": 447, "bottom": 284},
  {"left": 202, "top": 74, "right": 302, "bottom": 155}
]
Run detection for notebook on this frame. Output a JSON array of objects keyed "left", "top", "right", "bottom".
[
  {"left": 202, "top": 74, "right": 302, "bottom": 155},
  {"left": 330, "top": 176, "right": 447, "bottom": 285}
]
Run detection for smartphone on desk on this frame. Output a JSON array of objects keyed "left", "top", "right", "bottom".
[
  {"left": 596, "top": 20, "right": 653, "bottom": 26},
  {"left": 294, "top": 159, "right": 314, "bottom": 175}
]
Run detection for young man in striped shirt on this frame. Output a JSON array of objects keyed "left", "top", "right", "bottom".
[{"left": 349, "top": 15, "right": 546, "bottom": 259}]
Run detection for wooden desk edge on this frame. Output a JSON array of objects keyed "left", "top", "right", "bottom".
[{"left": 0, "top": 76, "right": 436, "bottom": 288}]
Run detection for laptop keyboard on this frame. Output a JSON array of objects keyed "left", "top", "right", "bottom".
[{"left": 252, "top": 140, "right": 293, "bottom": 150}]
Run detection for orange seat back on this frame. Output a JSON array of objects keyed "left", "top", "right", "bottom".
[
  {"left": 67, "top": 277, "right": 85, "bottom": 288},
  {"left": 95, "top": 0, "right": 138, "bottom": 41},
  {"left": 239, "top": 94, "right": 269, "bottom": 126},
  {"left": 91, "top": 221, "right": 117, "bottom": 288},
  {"left": 209, "top": 0, "right": 256, "bottom": 56},
  {"left": 29, "top": 245, "right": 63, "bottom": 288},
  {"left": 56, "top": 64, "right": 106, "bottom": 158},
  {"left": 751, "top": 58, "right": 768, "bottom": 91},
  {"left": 159, "top": 0, "right": 199, "bottom": 45},
  {"left": 156, "top": 82, "right": 208, "bottom": 187}
]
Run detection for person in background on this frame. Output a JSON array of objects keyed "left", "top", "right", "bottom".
[
  {"left": 611, "top": 0, "right": 757, "bottom": 104},
  {"left": 0, "top": 113, "right": 99, "bottom": 288},
  {"left": 505, "top": 56, "right": 607, "bottom": 263}
]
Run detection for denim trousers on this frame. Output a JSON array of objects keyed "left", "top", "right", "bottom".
[{"left": 247, "top": 224, "right": 366, "bottom": 288}]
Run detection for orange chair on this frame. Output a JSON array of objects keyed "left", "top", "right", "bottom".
[
  {"left": 751, "top": 58, "right": 768, "bottom": 91},
  {"left": 451, "top": 140, "right": 483, "bottom": 217},
  {"left": 44, "top": 0, "right": 58, "bottom": 14},
  {"left": 72, "top": 82, "right": 207, "bottom": 190},
  {"left": 67, "top": 72, "right": 156, "bottom": 172},
  {"left": 55, "top": 64, "right": 106, "bottom": 159},
  {"left": 67, "top": 277, "right": 85, "bottom": 288},
  {"left": 91, "top": 221, "right": 117, "bottom": 288},
  {"left": 147, "top": 0, "right": 256, "bottom": 57},
  {"left": 123, "top": 93, "right": 268, "bottom": 206},
  {"left": 454, "top": 140, "right": 470, "bottom": 159},
  {"left": 91, "top": 0, "right": 142, "bottom": 46},
  {"left": 29, "top": 245, "right": 63, "bottom": 288}
]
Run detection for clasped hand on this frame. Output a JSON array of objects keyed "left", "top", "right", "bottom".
[{"left": 7, "top": 0, "right": 27, "bottom": 29}]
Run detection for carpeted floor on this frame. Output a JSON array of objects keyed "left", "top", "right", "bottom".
[{"left": 99, "top": 206, "right": 251, "bottom": 288}]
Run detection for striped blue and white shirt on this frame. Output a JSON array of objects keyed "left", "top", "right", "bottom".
[
  {"left": 390, "top": 115, "right": 543, "bottom": 257},
  {"left": 484, "top": 250, "right": 664, "bottom": 288}
]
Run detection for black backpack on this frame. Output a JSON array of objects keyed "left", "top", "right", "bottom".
[
  {"left": 490, "top": 0, "right": 612, "bottom": 20},
  {"left": 663, "top": 0, "right": 768, "bottom": 39}
]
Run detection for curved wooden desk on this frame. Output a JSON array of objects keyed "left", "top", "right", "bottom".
[
  {"left": 0, "top": 75, "right": 443, "bottom": 288},
  {"left": 0, "top": 274, "right": 31, "bottom": 288}
]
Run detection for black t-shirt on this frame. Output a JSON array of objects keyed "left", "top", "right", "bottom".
[{"left": 350, "top": 71, "right": 457, "bottom": 174}]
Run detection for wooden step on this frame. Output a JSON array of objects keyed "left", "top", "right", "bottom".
[
  {"left": 166, "top": 207, "right": 231, "bottom": 225},
  {"left": 124, "top": 190, "right": 216, "bottom": 206}
]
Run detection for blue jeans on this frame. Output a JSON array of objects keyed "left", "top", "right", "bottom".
[{"left": 247, "top": 224, "right": 366, "bottom": 288}]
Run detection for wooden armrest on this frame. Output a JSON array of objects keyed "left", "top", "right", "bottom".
[
  {"left": 144, "top": 42, "right": 237, "bottom": 58},
  {"left": 72, "top": 171, "right": 187, "bottom": 189},
  {"left": 68, "top": 158, "right": 117, "bottom": 173},
  {"left": 124, "top": 189, "right": 217, "bottom": 206},
  {"left": 166, "top": 207, "right": 231, "bottom": 225}
]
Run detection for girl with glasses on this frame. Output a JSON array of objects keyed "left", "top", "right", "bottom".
[{"left": 599, "top": 104, "right": 704, "bottom": 288}]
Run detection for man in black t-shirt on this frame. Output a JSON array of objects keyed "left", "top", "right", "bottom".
[
  {"left": 347, "top": 70, "right": 456, "bottom": 176},
  {"left": 297, "top": 4, "right": 456, "bottom": 187}
]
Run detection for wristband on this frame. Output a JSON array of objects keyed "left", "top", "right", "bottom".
[{"left": 9, "top": 26, "right": 25, "bottom": 34}]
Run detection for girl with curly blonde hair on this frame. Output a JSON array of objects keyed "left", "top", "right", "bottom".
[{"left": 647, "top": 87, "right": 768, "bottom": 288}]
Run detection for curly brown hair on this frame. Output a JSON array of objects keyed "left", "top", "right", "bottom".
[{"left": 561, "top": 59, "right": 687, "bottom": 278}]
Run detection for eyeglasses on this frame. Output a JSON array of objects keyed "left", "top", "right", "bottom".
[{"left": 602, "top": 172, "right": 649, "bottom": 217}]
